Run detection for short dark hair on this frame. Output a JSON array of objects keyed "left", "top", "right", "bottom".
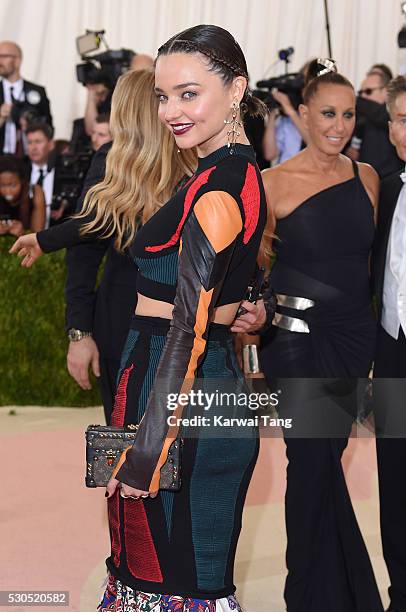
[
  {"left": 0, "top": 154, "right": 28, "bottom": 181},
  {"left": 369, "top": 63, "right": 393, "bottom": 86},
  {"left": 157, "top": 24, "right": 266, "bottom": 117},
  {"left": 95, "top": 113, "right": 110, "bottom": 124},
  {"left": 302, "top": 59, "right": 354, "bottom": 104},
  {"left": 25, "top": 122, "right": 54, "bottom": 140},
  {"left": 386, "top": 76, "right": 406, "bottom": 118}
]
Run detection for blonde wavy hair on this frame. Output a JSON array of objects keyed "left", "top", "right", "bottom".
[{"left": 78, "top": 69, "right": 196, "bottom": 251}]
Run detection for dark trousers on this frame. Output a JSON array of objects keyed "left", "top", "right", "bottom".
[
  {"left": 374, "top": 325, "right": 406, "bottom": 611},
  {"left": 98, "top": 357, "right": 120, "bottom": 424}
]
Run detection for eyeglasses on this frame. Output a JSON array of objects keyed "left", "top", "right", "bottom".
[{"left": 358, "top": 86, "right": 385, "bottom": 96}]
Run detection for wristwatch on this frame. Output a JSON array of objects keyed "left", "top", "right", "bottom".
[{"left": 68, "top": 328, "right": 93, "bottom": 342}]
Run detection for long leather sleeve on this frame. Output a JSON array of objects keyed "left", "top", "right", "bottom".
[{"left": 115, "top": 191, "right": 243, "bottom": 491}]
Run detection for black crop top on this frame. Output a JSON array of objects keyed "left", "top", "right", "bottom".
[{"left": 37, "top": 143, "right": 267, "bottom": 492}]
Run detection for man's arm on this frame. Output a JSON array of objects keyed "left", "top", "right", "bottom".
[{"left": 65, "top": 143, "right": 111, "bottom": 390}]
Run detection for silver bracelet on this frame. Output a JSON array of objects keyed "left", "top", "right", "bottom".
[{"left": 243, "top": 344, "right": 260, "bottom": 374}]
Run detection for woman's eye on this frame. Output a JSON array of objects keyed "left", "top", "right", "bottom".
[
  {"left": 157, "top": 94, "right": 167, "bottom": 103},
  {"left": 322, "top": 111, "right": 335, "bottom": 118},
  {"left": 344, "top": 112, "right": 355, "bottom": 119},
  {"left": 182, "top": 91, "right": 197, "bottom": 100}
]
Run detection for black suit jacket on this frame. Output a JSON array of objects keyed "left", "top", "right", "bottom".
[
  {"left": 0, "top": 79, "right": 53, "bottom": 152},
  {"left": 64, "top": 142, "right": 137, "bottom": 359},
  {"left": 355, "top": 97, "right": 402, "bottom": 179},
  {"left": 371, "top": 169, "right": 404, "bottom": 319}
]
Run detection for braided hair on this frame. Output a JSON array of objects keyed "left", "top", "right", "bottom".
[{"left": 157, "top": 25, "right": 266, "bottom": 117}]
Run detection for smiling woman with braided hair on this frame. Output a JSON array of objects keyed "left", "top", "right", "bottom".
[
  {"left": 93, "top": 24, "right": 268, "bottom": 611},
  {"left": 10, "top": 25, "right": 268, "bottom": 608}
]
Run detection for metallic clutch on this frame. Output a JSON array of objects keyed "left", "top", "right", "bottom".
[{"left": 85, "top": 424, "right": 182, "bottom": 491}]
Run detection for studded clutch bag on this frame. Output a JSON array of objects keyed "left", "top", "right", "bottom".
[{"left": 85, "top": 424, "right": 182, "bottom": 491}]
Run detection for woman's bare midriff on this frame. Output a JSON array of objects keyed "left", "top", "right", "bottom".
[{"left": 135, "top": 293, "right": 240, "bottom": 326}]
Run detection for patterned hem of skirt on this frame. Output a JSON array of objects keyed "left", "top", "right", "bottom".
[{"left": 97, "top": 573, "right": 244, "bottom": 611}]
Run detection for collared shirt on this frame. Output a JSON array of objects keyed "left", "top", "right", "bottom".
[
  {"left": 275, "top": 115, "right": 302, "bottom": 164},
  {"left": 2, "top": 77, "right": 24, "bottom": 154},
  {"left": 30, "top": 163, "right": 55, "bottom": 229},
  {"left": 381, "top": 167, "right": 406, "bottom": 339}
]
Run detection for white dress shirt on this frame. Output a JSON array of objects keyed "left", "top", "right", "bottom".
[
  {"left": 381, "top": 169, "right": 406, "bottom": 339},
  {"left": 30, "top": 163, "right": 55, "bottom": 229},
  {"left": 2, "top": 78, "right": 24, "bottom": 154}
]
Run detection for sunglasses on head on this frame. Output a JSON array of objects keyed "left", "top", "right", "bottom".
[{"left": 358, "top": 86, "right": 385, "bottom": 96}]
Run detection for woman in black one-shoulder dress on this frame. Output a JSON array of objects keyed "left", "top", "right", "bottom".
[{"left": 260, "top": 60, "right": 383, "bottom": 611}]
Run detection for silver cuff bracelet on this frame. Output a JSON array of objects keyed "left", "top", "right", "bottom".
[{"left": 243, "top": 344, "right": 260, "bottom": 374}]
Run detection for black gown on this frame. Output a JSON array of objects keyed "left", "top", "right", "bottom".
[{"left": 260, "top": 161, "right": 383, "bottom": 611}]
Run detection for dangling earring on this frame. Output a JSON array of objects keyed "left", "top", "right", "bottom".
[{"left": 224, "top": 101, "right": 242, "bottom": 154}]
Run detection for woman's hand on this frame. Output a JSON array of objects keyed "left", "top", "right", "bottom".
[
  {"left": 231, "top": 300, "right": 266, "bottom": 334},
  {"left": 9, "top": 233, "right": 43, "bottom": 267},
  {"left": 105, "top": 476, "right": 158, "bottom": 500}
]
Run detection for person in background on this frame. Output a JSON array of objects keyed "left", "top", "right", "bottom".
[
  {"left": 370, "top": 63, "right": 393, "bottom": 84},
  {"left": 53, "top": 139, "right": 71, "bottom": 156},
  {"left": 262, "top": 61, "right": 312, "bottom": 165},
  {"left": 10, "top": 70, "right": 196, "bottom": 426},
  {"left": 25, "top": 122, "right": 56, "bottom": 227},
  {"left": 91, "top": 113, "right": 112, "bottom": 152},
  {"left": 129, "top": 53, "right": 154, "bottom": 71},
  {"left": 371, "top": 75, "right": 406, "bottom": 612},
  {"left": 0, "top": 154, "right": 45, "bottom": 235},
  {"left": 0, "top": 40, "right": 52, "bottom": 156},
  {"left": 71, "top": 56, "right": 153, "bottom": 153},
  {"left": 346, "top": 65, "right": 402, "bottom": 178},
  {"left": 82, "top": 72, "right": 113, "bottom": 139}
]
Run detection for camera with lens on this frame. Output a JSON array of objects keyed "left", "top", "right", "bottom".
[
  {"left": 51, "top": 152, "right": 93, "bottom": 212},
  {"left": 75, "top": 30, "right": 134, "bottom": 88},
  {"left": 11, "top": 100, "right": 45, "bottom": 126},
  {"left": 254, "top": 72, "right": 304, "bottom": 113},
  {"left": 254, "top": 46, "right": 304, "bottom": 113}
]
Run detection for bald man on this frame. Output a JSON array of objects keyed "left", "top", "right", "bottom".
[{"left": 0, "top": 40, "right": 52, "bottom": 155}]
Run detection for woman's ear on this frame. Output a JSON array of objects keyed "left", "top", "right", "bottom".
[
  {"left": 299, "top": 103, "right": 309, "bottom": 130},
  {"left": 231, "top": 76, "right": 248, "bottom": 105}
]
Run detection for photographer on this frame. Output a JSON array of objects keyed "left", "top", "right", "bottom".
[
  {"left": 261, "top": 60, "right": 311, "bottom": 165},
  {"left": 0, "top": 40, "right": 52, "bottom": 156},
  {"left": 83, "top": 72, "right": 112, "bottom": 138},
  {"left": 0, "top": 154, "right": 45, "bottom": 235},
  {"left": 263, "top": 88, "right": 307, "bottom": 164}
]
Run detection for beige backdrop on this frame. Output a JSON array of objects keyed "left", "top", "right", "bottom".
[{"left": 0, "top": 0, "right": 404, "bottom": 138}]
